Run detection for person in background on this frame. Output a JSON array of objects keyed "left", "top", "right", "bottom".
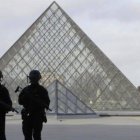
[{"left": 0, "top": 71, "right": 12, "bottom": 140}]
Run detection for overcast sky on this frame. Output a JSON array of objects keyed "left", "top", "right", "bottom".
[{"left": 0, "top": 0, "right": 140, "bottom": 86}]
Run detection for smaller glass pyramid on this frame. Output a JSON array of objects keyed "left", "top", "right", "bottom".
[{"left": 48, "top": 80, "right": 95, "bottom": 115}]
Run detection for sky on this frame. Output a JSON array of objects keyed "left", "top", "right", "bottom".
[{"left": 0, "top": 0, "right": 140, "bottom": 86}]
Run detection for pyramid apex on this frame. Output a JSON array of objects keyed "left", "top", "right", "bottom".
[
  {"left": 50, "top": 1, "right": 59, "bottom": 5},
  {"left": 52, "top": 1, "right": 57, "bottom": 4},
  {"left": 51, "top": 1, "right": 60, "bottom": 7}
]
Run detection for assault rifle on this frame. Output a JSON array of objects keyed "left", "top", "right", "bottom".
[
  {"left": 15, "top": 86, "right": 52, "bottom": 112},
  {"left": 0, "top": 100, "right": 19, "bottom": 113}
]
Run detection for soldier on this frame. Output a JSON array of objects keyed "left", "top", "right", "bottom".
[
  {"left": 18, "top": 70, "right": 50, "bottom": 140},
  {"left": 0, "top": 71, "right": 12, "bottom": 140}
]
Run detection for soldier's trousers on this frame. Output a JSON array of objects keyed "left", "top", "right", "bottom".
[
  {"left": 0, "top": 114, "right": 6, "bottom": 140},
  {"left": 22, "top": 116, "right": 43, "bottom": 140}
]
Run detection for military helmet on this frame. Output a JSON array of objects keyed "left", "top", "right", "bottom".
[{"left": 29, "top": 70, "right": 41, "bottom": 82}]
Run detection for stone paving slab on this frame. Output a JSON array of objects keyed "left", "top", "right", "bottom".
[
  {"left": 6, "top": 115, "right": 140, "bottom": 125},
  {"left": 6, "top": 117, "right": 140, "bottom": 140}
]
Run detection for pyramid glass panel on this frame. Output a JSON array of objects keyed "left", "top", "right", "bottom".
[{"left": 0, "top": 1, "right": 140, "bottom": 111}]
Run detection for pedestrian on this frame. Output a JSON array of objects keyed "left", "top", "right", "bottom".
[
  {"left": 18, "top": 70, "right": 50, "bottom": 140},
  {"left": 0, "top": 70, "right": 12, "bottom": 140}
]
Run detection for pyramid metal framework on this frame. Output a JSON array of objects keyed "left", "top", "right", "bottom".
[{"left": 0, "top": 1, "right": 140, "bottom": 111}]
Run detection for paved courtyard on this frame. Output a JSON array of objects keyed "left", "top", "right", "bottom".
[{"left": 6, "top": 116, "right": 140, "bottom": 140}]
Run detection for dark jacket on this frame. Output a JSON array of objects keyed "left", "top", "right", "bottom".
[
  {"left": 18, "top": 84, "right": 50, "bottom": 115},
  {"left": 0, "top": 84, "right": 12, "bottom": 114}
]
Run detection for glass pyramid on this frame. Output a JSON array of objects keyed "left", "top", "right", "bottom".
[{"left": 0, "top": 1, "right": 140, "bottom": 111}]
